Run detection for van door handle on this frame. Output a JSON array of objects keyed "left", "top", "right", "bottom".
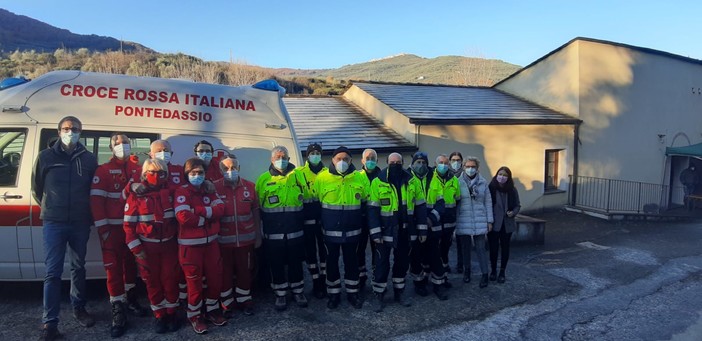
[
  {"left": 1, "top": 192, "right": 23, "bottom": 200},
  {"left": 265, "top": 123, "right": 287, "bottom": 130}
]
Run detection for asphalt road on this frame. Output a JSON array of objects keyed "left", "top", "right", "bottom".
[{"left": 1, "top": 210, "right": 701, "bottom": 340}]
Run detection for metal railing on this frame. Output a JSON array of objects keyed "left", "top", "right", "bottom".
[{"left": 569, "top": 175, "right": 670, "bottom": 214}]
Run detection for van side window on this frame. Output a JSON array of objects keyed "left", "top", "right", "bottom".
[
  {"left": 0, "top": 129, "right": 27, "bottom": 187},
  {"left": 39, "top": 129, "right": 158, "bottom": 166}
]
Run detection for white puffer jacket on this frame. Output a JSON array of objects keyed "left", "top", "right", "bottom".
[{"left": 455, "top": 173, "right": 493, "bottom": 236}]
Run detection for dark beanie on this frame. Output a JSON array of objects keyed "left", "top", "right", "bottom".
[
  {"left": 412, "top": 151, "right": 429, "bottom": 164},
  {"left": 332, "top": 146, "right": 351, "bottom": 158},
  {"left": 306, "top": 143, "right": 323, "bottom": 156}
]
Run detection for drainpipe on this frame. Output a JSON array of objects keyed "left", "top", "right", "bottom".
[
  {"left": 415, "top": 124, "right": 420, "bottom": 150},
  {"left": 571, "top": 122, "right": 581, "bottom": 206}
]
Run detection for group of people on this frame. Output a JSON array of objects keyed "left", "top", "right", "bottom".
[{"left": 34, "top": 115, "right": 521, "bottom": 340}]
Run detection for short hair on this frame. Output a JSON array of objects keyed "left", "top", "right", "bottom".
[
  {"left": 109, "top": 132, "right": 130, "bottom": 148},
  {"left": 57, "top": 116, "right": 82, "bottom": 131},
  {"left": 193, "top": 140, "right": 213, "bottom": 153},
  {"left": 183, "top": 157, "right": 207, "bottom": 175},
  {"left": 435, "top": 154, "right": 448, "bottom": 163},
  {"left": 464, "top": 156, "right": 480, "bottom": 168},
  {"left": 151, "top": 139, "right": 172, "bottom": 151},
  {"left": 362, "top": 148, "right": 377, "bottom": 159},
  {"left": 271, "top": 145, "right": 289, "bottom": 158},
  {"left": 387, "top": 152, "right": 403, "bottom": 164},
  {"left": 219, "top": 156, "right": 239, "bottom": 173},
  {"left": 141, "top": 158, "right": 169, "bottom": 179}
]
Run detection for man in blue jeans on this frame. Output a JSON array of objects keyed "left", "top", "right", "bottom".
[{"left": 32, "top": 116, "right": 98, "bottom": 340}]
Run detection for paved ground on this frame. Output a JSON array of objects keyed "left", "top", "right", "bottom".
[{"left": 1, "top": 210, "right": 701, "bottom": 340}]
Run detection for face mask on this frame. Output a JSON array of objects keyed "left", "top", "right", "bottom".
[
  {"left": 197, "top": 151, "right": 213, "bottom": 164},
  {"left": 388, "top": 163, "right": 403, "bottom": 176},
  {"left": 437, "top": 164, "right": 449, "bottom": 175},
  {"left": 145, "top": 171, "right": 166, "bottom": 187},
  {"left": 60, "top": 131, "right": 80, "bottom": 146},
  {"left": 154, "top": 151, "right": 171, "bottom": 163},
  {"left": 450, "top": 161, "right": 461, "bottom": 171},
  {"left": 496, "top": 175, "right": 508, "bottom": 184},
  {"left": 335, "top": 160, "right": 349, "bottom": 174},
  {"left": 224, "top": 170, "right": 239, "bottom": 183},
  {"left": 308, "top": 154, "right": 322, "bottom": 165},
  {"left": 274, "top": 159, "right": 288, "bottom": 171},
  {"left": 412, "top": 164, "right": 428, "bottom": 176},
  {"left": 188, "top": 174, "right": 205, "bottom": 186},
  {"left": 465, "top": 167, "right": 477, "bottom": 177},
  {"left": 365, "top": 160, "right": 377, "bottom": 170},
  {"left": 113, "top": 143, "right": 130, "bottom": 159}
]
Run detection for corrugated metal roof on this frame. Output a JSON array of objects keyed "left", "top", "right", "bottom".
[
  {"left": 284, "top": 96, "right": 416, "bottom": 155},
  {"left": 353, "top": 82, "right": 580, "bottom": 125}
]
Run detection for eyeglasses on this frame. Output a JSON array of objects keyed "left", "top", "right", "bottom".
[
  {"left": 195, "top": 150, "right": 212, "bottom": 153},
  {"left": 60, "top": 127, "right": 81, "bottom": 133}
]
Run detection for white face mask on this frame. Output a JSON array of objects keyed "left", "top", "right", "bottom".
[
  {"left": 113, "top": 143, "right": 130, "bottom": 159},
  {"left": 335, "top": 160, "right": 349, "bottom": 174},
  {"left": 60, "top": 131, "right": 80, "bottom": 147},
  {"left": 154, "top": 151, "right": 172, "bottom": 163}
]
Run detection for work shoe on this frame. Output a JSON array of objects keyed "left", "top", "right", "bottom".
[
  {"left": 489, "top": 271, "right": 497, "bottom": 281},
  {"left": 327, "top": 294, "right": 341, "bottom": 309},
  {"left": 188, "top": 316, "right": 208, "bottom": 334},
  {"left": 73, "top": 306, "right": 95, "bottom": 328},
  {"left": 463, "top": 273, "right": 471, "bottom": 283},
  {"left": 479, "top": 274, "right": 489, "bottom": 288},
  {"left": 433, "top": 285, "right": 448, "bottom": 301},
  {"left": 414, "top": 281, "right": 429, "bottom": 297},
  {"left": 442, "top": 279, "right": 453, "bottom": 289},
  {"left": 40, "top": 323, "right": 63, "bottom": 341},
  {"left": 154, "top": 316, "right": 168, "bottom": 334},
  {"left": 167, "top": 313, "right": 180, "bottom": 332},
  {"left": 370, "top": 292, "right": 385, "bottom": 313},
  {"left": 497, "top": 270, "right": 506, "bottom": 284},
  {"left": 222, "top": 308, "right": 234, "bottom": 319},
  {"left": 347, "top": 293, "right": 363, "bottom": 309},
  {"left": 205, "top": 310, "right": 227, "bottom": 326},
  {"left": 242, "top": 306, "right": 255, "bottom": 316},
  {"left": 313, "top": 278, "right": 326, "bottom": 299},
  {"left": 110, "top": 301, "right": 127, "bottom": 338},
  {"left": 126, "top": 289, "right": 149, "bottom": 317},
  {"left": 293, "top": 293, "right": 308, "bottom": 308},
  {"left": 359, "top": 275, "right": 368, "bottom": 292},
  {"left": 393, "top": 290, "right": 411, "bottom": 307},
  {"left": 274, "top": 296, "right": 287, "bottom": 311}
]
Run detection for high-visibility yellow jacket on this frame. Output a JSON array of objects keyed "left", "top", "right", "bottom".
[
  {"left": 296, "top": 161, "right": 327, "bottom": 225},
  {"left": 255, "top": 163, "right": 305, "bottom": 240},
  {"left": 426, "top": 169, "right": 461, "bottom": 231},
  {"left": 314, "top": 164, "right": 367, "bottom": 243}
]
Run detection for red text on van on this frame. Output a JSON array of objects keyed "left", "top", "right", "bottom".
[{"left": 60, "top": 84, "right": 119, "bottom": 99}]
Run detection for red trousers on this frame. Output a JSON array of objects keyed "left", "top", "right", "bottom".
[
  {"left": 179, "top": 242, "right": 222, "bottom": 319},
  {"left": 99, "top": 226, "right": 137, "bottom": 301},
  {"left": 136, "top": 239, "right": 180, "bottom": 318},
  {"left": 220, "top": 244, "right": 255, "bottom": 310}
]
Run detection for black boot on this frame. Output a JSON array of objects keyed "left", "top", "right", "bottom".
[
  {"left": 154, "top": 316, "right": 168, "bottom": 334},
  {"left": 489, "top": 271, "right": 497, "bottom": 281},
  {"left": 313, "top": 277, "right": 326, "bottom": 299},
  {"left": 327, "top": 293, "right": 341, "bottom": 309},
  {"left": 497, "top": 269, "right": 506, "bottom": 284},
  {"left": 414, "top": 279, "right": 429, "bottom": 297},
  {"left": 126, "top": 289, "right": 148, "bottom": 317},
  {"left": 347, "top": 293, "right": 363, "bottom": 309},
  {"left": 433, "top": 283, "right": 448, "bottom": 300},
  {"left": 479, "top": 274, "right": 488, "bottom": 288},
  {"left": 359, "top": 275, "right": 368, "bottom": 292},
  {"left": 393, "top": 289, "right": 411, "bottom": 307},
  {"left": 370, "top": 292, "right": 385, "bottom": 313},
  {"left": 110, "top": 301, "right": 127, "bottom": 338}
]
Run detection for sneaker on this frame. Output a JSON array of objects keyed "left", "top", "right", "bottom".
[
  {"left": 205, "top": 310, "right": 227, "bottom": 326},
  {"left": 73, "top": 307, "right": 95, "bottom": 328},
  {"left": 347, "top": 293, "right": 363, "bottom": 309},
  {"left": 154, "top": 317, "right": 168, "bottom": 334},
  {"left": 293, "top": 293, "right": 308, "bottom": 308},
  {"left": 242, "top": 306, "right": 254, "bottom": 316},
  {"left": 274, "top": 296, "right": 287, "bottom": 311},
  {"left": 189, "top": 316, "right": 208, "bottom": 334},
  {"left": 40, "top": 324, "right": 63, "bottom": 341}
]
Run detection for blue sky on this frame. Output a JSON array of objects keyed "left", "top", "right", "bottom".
[{"left": 3, "top": 1, "right": 701, "bottom": 69}]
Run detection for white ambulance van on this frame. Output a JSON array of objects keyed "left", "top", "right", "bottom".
[{"left": 0, "top": 70, "right": 300, "bottom": 280}]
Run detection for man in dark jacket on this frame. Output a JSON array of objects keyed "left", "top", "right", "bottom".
[{"left": 33, "top": 116, "right": 98, "bottom": 340}]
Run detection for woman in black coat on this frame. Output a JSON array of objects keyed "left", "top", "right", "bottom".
[{"left": 487, "top": 166, "right": 520, "bottom": 283}]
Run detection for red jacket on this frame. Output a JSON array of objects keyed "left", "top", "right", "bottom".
[
  {"left": 91, "top": 157, "right": 141, "bottom": 229},
  {"left": 214, "top": 177, "right": 259, "bottom": 247},
  {"left": 174, "top": 183, "right": 224, "bottom": 245},
  {"left": 205, "top": 156, "right": 223, "bottom": 182},
  {"left": 123, "top": 186, "right": 177, "bottom": 254}
]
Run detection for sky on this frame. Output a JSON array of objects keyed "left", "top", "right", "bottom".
[{"left": 3, "top": 1, "right": 702, "bottom": 69}]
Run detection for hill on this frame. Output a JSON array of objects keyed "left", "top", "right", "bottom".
[{"left": 0, "top": 8, "right": 152, "bottom": 53}]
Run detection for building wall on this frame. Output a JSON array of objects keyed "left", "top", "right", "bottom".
[
  {"left": 418, "top": 124, "right": 574, "bottom": 212},
  {"left": 343, "top": 85, "right": 416, "bottom": 144}
]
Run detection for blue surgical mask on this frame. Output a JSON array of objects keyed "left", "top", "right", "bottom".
[
  {"left": 365, "top": 160, "right": 377, "bottom": 170},
  {"left": 437, "top": 164, "right": 449, "bottom": 175},
  {"left": 412, "top": 164, "right": 428, "bottom": 177},
  {"left": 274, "top": 159, "right": 288, "bottom": 170},
  {"left": 188, "top": 174, "right": 205, "bottom": 186},
  {"left": 224, "top": 170, "right": 239, "bottom": 183},
  {"left": 154, "top": 151, "right": 171, "bottom": 163},
  {"left": 450, "top": 161, "right": 461, "bottom": 171},
  {"left": 197, "top": 151, "right": 213, "bottom": 164},
  {"left": 60, "top": 131, "right": 80, "bottom": 146},
  {"left": 308, "top": 154, "right": 322, "bottom": 165},
  {"left": 465, "top": 167, "right": 477, "bottom": 177},
  {"left": 335, "top": 160, "right": 349, "bottom": 174}
]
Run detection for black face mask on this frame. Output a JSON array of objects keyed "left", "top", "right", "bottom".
[{"left": 388, "top": 164, "right": 403, "bottom": 176}]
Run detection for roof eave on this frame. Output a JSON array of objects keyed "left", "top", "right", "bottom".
[{"left": 409, "top": 118, "right": 583, "bottom": 126}]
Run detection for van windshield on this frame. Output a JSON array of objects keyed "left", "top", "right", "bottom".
[{"left": 0, "top": 77, "right": 30, "bottom": 91}]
